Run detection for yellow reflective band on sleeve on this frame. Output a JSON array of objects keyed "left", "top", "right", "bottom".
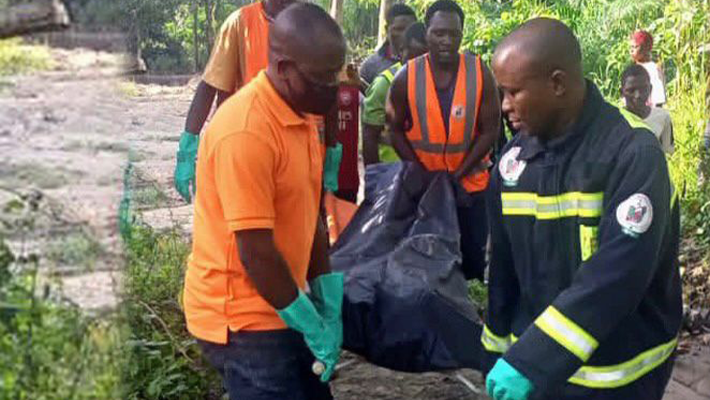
[
  {"left": 501, "top": 326, "right": 676, "bottom": 388},
  {"left": 534, "top": 306, "right": 599, "bottom": 362},
  {"left": 579, "top": 225, "right": 599, "bottom": 262},
  {"left": 502, "top": 192, "right": 604, "bottom": 220},
  {"left": 481, "top": 324, "right": 514, "bottom": 354},
  {"left": 569, "top": 337, "right": 677, "bottom": 388},
  {"left": 380, "top": 62, "right": 401, "bottom": 84}
]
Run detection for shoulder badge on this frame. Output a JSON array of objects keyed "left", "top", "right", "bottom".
[
  {"left": 499, "top": 146, "right": 527, "bottom": 187},
  {"left": 616, "top": 193, "right": 653, "bottom": 237}
]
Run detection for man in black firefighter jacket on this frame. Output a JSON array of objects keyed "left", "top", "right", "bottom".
[{"left": 483, "top": 18, "right": 682, "bottom": 400}]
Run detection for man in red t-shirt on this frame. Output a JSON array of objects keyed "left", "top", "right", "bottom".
[{"left": 335, "top": 64, "right": 361, "bottom": 203}]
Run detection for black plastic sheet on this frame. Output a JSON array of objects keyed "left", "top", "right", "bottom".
[{"left": 330, "top": 162, "right": 484, "bottom": 372}]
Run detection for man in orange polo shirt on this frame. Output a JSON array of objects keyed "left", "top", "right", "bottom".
[
  {"left": 174, "top": 0, "right": 295, "bottom": 203},
  {"left": 183, "top": 4, "right": 346, "bottom": 399}
]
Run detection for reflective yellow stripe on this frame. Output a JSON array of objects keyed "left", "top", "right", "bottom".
[
  {"left": 534, "top": 306, "right": 599, "bottom": 362},
  {"left": 481, "top": 325, "right": 514, "bottom": 353},
  {"left": 569, "top": 338, "right": 677, "bottom": 388},
  {"left": 579, "top": 225, "right": 599, "bottom": 262},
  {"left": 502, "top": 330, "right": 675, "bottom": 388},
  {"left": 502, "top": 192, "right": 604, "bottom": 220},
  {"left": 380, "top": 62, "right": 402, "bottom": 84}
]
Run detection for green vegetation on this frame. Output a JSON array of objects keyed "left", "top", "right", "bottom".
[
  {"left": 121, "top": 223, "right": 221, "bottom": 400},
  {"left": 1, "top": 1, "right": 708, "bottom": 398},
  {"left": 0, "top": 189, "right": 220, "bottom": 400},
  {"left": 46, "top": 231, "right": 103, "bottom": 269},
  {"left": 403, "top": 0, "right": 709, "bottom": 306},
  {"left": 0, "top": 194, "right": 123, "bottom": 400},
  {"left": 0, "top": 39, "right": 52, "bottom": 76}
]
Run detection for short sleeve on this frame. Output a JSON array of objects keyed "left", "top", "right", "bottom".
[
  {"left": 213, "top": 132, "right": 276, "bottom": 231},
  {"left": 203, "top": 12, "right": 241, "bottom": 93},
  {"left": 362, "top": 76, "right": 390, "bottom": 126}
]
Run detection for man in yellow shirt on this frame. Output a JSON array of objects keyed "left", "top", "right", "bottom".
[
  {"left": 183, "top": 3, "right": 346, "bottom": 399},
  {"left": 174, "top": 0, "right": 294, "bottom": 203}
]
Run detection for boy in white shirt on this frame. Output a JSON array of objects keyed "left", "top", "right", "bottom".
[{"left": 631, "top": 30, "right": 666, "bottom": 107}]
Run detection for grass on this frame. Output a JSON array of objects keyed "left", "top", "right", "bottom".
[
  {"left": 1, "top": 187, "right": 219, "bottom": 400},
  {"left": 133, "top": 185, "right": 170, "bottom": 209},
  {"left": 0, "top": 78, "right": 14, "bottom": 95},
  {"left": 0, "top": 198, "right": 124, "bottom": 400},
  {"left": 0, "top": 39, "right": 53, "bottom": 76},
  {"left": 121, "top": 223, "right": 221, "bottom": 400},
  {"left": 0, "top": 162, "right": 82, "bottom": 190},
  {"left": 46, "top": 230, "right": 103, "bottom": 269},
  {"left": 116, "top": 81, "right": 141, "bottom": 97},
  {"left": 94, "top": 141, "right": 131, "bottom": 153}
]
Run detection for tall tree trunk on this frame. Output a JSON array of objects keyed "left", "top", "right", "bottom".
[
  {"left": 214, "top": 0, "right": 222, "bottom": 30},
  {"left": 377, "top": 0, "right": 394, "bottom": 47},
  {"left": 204, "top": 0, "right": 214, "bottom": 52},
  {"left": 329, "top": 0, "right": 344, "bottom": 25},
  {"left": 193, "top": 0, "right": 199, "bottom": 72}
]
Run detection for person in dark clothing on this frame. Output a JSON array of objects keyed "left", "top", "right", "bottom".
[
  {"left": 484, "top": 18, "right": 681, "bottom": 400},
  {"left": 359, "top": 3, "right": 416, "bottom": 91}
]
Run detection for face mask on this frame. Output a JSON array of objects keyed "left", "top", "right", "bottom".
[{"left": 290, "top": 63, "right": 339, "bottom": 115}]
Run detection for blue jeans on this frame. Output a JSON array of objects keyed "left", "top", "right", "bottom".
[{"left": 198, "top": 330, "right": 333, "bottom": 400}]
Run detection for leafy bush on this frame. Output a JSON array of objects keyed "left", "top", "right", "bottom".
[
  {"left": 0, "top": 39, "right": 52, "bottom": 76},
  {"left": 121, "top": 223, "right": 221, "bottom": 400},
  {"left": 0, "top": 195, "right": 123, "bottom": 400}
]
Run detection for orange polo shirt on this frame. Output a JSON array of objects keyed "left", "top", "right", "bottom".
[
  {"left": 184, "top": 71, "right": 324, "bottom": 344},
  {"left": 202, "top": 2, "right": 270, "bottom": 93}
]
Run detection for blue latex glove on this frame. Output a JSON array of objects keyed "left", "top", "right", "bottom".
[
  {"left": 174, "top": 131, "right": 199, "bottom": 203},
  {"left": 486, "top": 359, "right": 534, "bottom": 400},
  {"left": 277, "top": 291, "right": 341, "bottom": 382},
  {"left": 309, "top": 272, "right": 344, "bottom": 349},
  {"left": 324, "top": 143, "right": 343, "bottom": 193}
]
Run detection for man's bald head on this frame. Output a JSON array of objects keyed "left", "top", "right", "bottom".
[
  {"left": 492, "top": 18, "right": 588, "bottom": 140},
  {"left": 266, "top": 3, "right": 346, "bottom": 115},
  {"left": 269, "top": 2, "right": 346, "bottom": 65},
  {"left": 494, "top": 18, "right": 583, "bottom": 82}
]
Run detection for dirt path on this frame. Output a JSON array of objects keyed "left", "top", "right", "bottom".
[{"left": 1, "top": 46, "right": 706, "bottom": 400}]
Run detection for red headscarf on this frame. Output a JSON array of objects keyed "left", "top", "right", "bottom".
[{"left": 633, "top": 30, "right": 654, "bottom": 50}]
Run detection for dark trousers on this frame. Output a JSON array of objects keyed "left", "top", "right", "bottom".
[
  {"left": 457, "top": 191, "right": 488, "bottom": 281},
  {"left": 198, "top": 330, "right": 333, "bottom": 400},
  {"left": 536, "top": 356, "right": 675, "bottom": 400},
  {"left": 334, "top": 189, "right": 357, "bottom": 204}
]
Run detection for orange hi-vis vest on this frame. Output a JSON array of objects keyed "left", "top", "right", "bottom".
[{"left": 406, "top": 53, "right": 489, "bottom": 193}]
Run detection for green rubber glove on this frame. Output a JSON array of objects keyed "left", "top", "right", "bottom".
[
  {"left": 486, "top": 359, "right": 534, "bottom": 400},
  {"left": 309, "top": 272, "right": 344, "bottom": 349},
  {"left": 277, "top": 291, "right": 341, "bottom": 382},
  {"left": 174, "top": 131, "right": 199, "bottom": 203},
  {"left": 324, "top": 143, "right": 343, "bottom": 193}
]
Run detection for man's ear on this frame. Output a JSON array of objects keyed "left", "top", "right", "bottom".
[
  {"left": 550, "top": 69, "right": 567, "bottom": 97},
  {"left": 274, "top": 58, "right": 291, "bottom": 80}
]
